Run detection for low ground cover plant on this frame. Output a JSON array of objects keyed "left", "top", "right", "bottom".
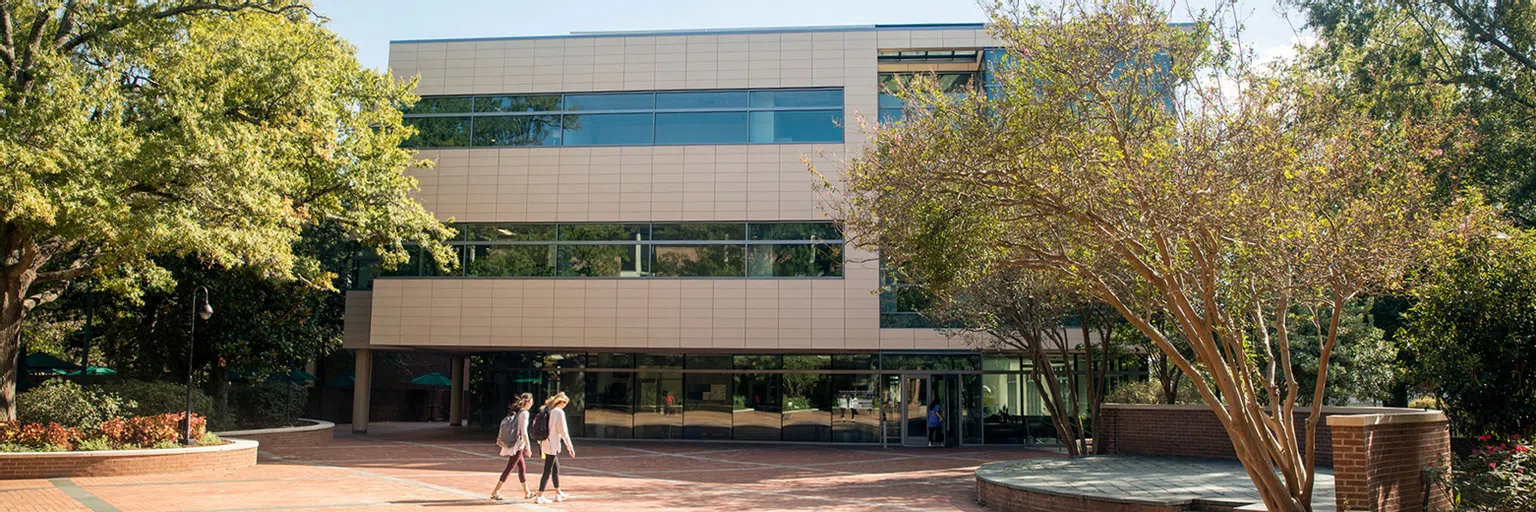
[{"left": 0, "top": 413, "right": 213, "bottom": 452}]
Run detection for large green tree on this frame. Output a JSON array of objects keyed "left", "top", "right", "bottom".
[
  {"left": 0, "top": 1, "right": 455, "bottom": 420},
  {"left": 1292, "top": 0, "right": 1536, "bottom": 224},
  {"left": 822, "top": 1, "right": 1480, "bottom": 508},
  {"left": 1400, "top": 229, "right": 1536, "bottom": 437}
]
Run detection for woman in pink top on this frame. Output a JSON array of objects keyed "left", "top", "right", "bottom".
[{"left": 535, "top": 392, "right": 576, "bottom": 504}]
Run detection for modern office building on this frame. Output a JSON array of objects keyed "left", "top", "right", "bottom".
[{"left": 344, "top": 23, "right": 1146, "bottom": 446}]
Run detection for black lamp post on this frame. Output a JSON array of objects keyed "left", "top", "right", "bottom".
[{"left": 184, "top": 286, "right": 212, "bottom": 445}]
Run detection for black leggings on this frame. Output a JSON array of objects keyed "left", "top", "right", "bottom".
[
  {"left": 539, "top": 454, "right": 560, "bottom": 491},
  {"left": 499, "top": 452, "right": 526, "bottom": 483}
]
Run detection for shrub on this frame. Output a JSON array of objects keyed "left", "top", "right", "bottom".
[
  {"left": 1450, "top": 435, "right": 1535, "bottom": 511},
  {"left": 199, "top": 433, "right": 223, "bottom": 446},
  {"left": 0, "top": 413, "right": 206, "bottom": 451},
  {"left": 94, "top": 380, "right": 213, "bottom": 418},
  {"left": 1106, "top": 379, "right": 1203, "bottom": 405},
  {"left": 76, "top": 437, "right": 116, "bottom": 451},
  {"left": 227, "top": 382, "right": 308, "bottom": 429},
  {"left": 1409, "top": 396, "right": 1445, "bottom": 410},
  {"left": 16, "top": 380, "right": 130, "bottom": 429}
]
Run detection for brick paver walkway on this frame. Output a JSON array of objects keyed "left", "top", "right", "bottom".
[
  {"left": 1, "top": 423, "right": 1057, "bottom": 511},
  {"left": 976, "top": 455, "right": 1337, "bottom": 511}
]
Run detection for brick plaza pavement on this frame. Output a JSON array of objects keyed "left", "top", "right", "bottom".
[{"left": 0, "top": 423, "right": 1058, "bottom": 511}]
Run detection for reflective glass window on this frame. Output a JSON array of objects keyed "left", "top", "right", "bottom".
[
  {"left": 462, "top": 224, "right": 558, "bottom": 242},
  {"left": 405, "top": 117, "right": 471, "bottom": 147},
  {"left": 655, "top": 112, "right": 748, "bottom": 144},
  {"left": 475, "top": 95, "right": 561, "bottom": 113},
  {"left": 464, "top": 245, "right": 555, "bottom": 277},
  {"left": 831, "top": 374, "right": 880, "bottom": 443},
  {"left": 472, "top": 115, "right": 560, "bottom": 146},
  {"left": 749, "top": 110, "right": 843, "bottom": 143},
  {"left": 684, "top": 373, "right": 733, "bottom": 439},
  {"left": 734, "top": 355, "right": 782, "bottom": 370},
  {"left": 650, "top": 223, "right": 745, "bottom": 241},
  {"left": 634, "top": 372, "right": 683, "bottom": 439},
  {"left": 832, "top": 354, "right": 876, "bottom": 370},
  {"left": 749, "top": 89, "right": 843, "bottom": 108},
  {"left": 558, "top": 224, "right": 650, "bottom": 242},
  {"left": 589, "top": 353, "right": 635, "bottom": 369},
  {"left": 584, "top": 371, "right": 633, "bottom": 438},
  {"left": 653, "top": 245, "right": 745, "bottom": 277},
  {"left": 685, "top": 355, "right": 733, "bottom": 370},
  {"left": 734, "top": 373, "right": 782, "bottom": 441},
  {"left": 637, "top": 354, "right": 684, "bottom": 369},
  {"left": 564, "top": 93, "right": 655, "bottom": 111},
  {"left": 556, "top": 244, "right": 649, "bottom": 277},
  {"left": 781, "top": 371, "right": 831, "bottom": 442},
  {"left": 746, "top": 244, "right": 842, "bottom": 277},
  {"left": 561, "top": 113, "right": 653, "bottom": 146},
  {"left": 405, "top": 97, "right": 472, "bottom": 114},
  {"left": 748, "top": 222, "right": 841, "bottom": 241},
  {"left": 656, "top": 91, "right": 749, "bottom": 109}
]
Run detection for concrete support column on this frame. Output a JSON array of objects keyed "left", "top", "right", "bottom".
[
  {"left": 449, "top": 356, "right": 464, "bottom": 427},
  {"left": 351, "top": 349, "right": 373, "bottom": 434}
]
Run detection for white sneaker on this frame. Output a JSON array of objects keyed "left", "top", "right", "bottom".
[
  {"left": 535, "top": 496, "right": 553, "bottom": 504},
  {"left": 556, "top": 493, "right": 567, "bottom": 502}
]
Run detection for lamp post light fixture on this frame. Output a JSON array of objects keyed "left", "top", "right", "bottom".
[{"left": 184, "top": 286, "right": 213, "bottom": 446}]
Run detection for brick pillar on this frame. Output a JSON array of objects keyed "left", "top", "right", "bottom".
[
  {"left": 449, "top": 356, "right": 464, "bottom": 427},
  {"left": 1327, "top": 411, "right": 1451, "bottom": 512},
  {"left": 352, "top": 349, "right": 373, "bottom": 434}
]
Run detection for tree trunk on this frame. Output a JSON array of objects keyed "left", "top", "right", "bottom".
[{"left": 0, "top": 319, "right": 19, "bottom": 421}]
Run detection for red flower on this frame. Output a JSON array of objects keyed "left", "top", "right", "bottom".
[
  {"left": 1478, "top": 434, "right": 1492, "bottom": 442},
  {"left": 1516, "top": 445, "right": 1531, "bottom": 453},
  {"left": 1490, "top": 463, "right": 1498, "bottom": 469}
]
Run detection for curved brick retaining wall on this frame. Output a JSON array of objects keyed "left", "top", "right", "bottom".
[
  {"left": 216, "top": 419, "right": 334, "bottom": 450},
  {"left": 978, "top": 405, "right": 1451, "bottom": 512},
  {"left": 0, "top": 439, "right": 258, "bottom": 480}
]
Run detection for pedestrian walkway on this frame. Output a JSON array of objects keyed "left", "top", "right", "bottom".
[
  {"left": 976, "top": 455, "right": 1336, "bottom": 511},
  {"left": 0, "top": 423, "right": 1057, "bottom": 511}
]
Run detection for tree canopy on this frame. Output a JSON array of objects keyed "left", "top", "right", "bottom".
[
  {"left": 1400, "top": 229, "right": 1536, "bottom": 437},
  {"left": 821, "top": 0, "right": 1484, "bottom": 508},
  {"left": 0, "top": 1, "right": 456, "bottom": 420}
]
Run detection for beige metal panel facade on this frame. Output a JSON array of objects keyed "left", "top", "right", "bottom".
[{"left": 368, "top": 26, "right": 991, "bottom": 353}]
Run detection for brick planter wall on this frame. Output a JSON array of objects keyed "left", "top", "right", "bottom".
[
  {"left": 975, "top": 477, "right": 1236, "bottom": 512},
  {"left": 1098, "top": 404, "right": 1421, "bottom": 465},
  {"left": 0, "top": 439, "right": 257, "bottom": 480},
  {"left": 216, "top": 419, "right": 334, "bottom": 450},
  {"left": 1328, "top": 412, "right": 1451, "bottom": 512}
]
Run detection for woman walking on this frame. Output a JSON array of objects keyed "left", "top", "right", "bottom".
[
  {"left": 491, "top": 393, "right": 534, "bottom": 501},
  {"left": 535, "top": 392, "right": 576, "bottom": 504}
]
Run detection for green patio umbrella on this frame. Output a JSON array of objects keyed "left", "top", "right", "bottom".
[
  {"left": 288, "top": 369, "right": 319, "bottom": 382},
  {"left": 325, "top": 372, "right": 354, "bottom": 388},
  {"left": 410, "top": 371, "right": 453, "bottom": 387},
  {"left": 67, "top": 366, "right": 117, "bottom": 376},
  {"left": 25, "top": 353, "right": 77, "bottom": 371}
]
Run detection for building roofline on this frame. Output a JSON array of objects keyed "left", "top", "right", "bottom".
[{"left": 390, "top": 23, "right": 987, "bottom": 45}]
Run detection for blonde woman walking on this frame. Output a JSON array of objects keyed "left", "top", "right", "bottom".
[
  {"left": 531, "top": 392, "right": 576, "bottom": 504},
  {"left": 491, "top": 393, "right": 534, "bottom": 501}
]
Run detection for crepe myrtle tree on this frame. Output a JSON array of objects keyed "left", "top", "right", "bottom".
[
  {"left": 0, "top": 1, "right": 457, "bottom": 420},
  {"left": 814, "top": 0, "right": 1484, "bottom": 509},
  {"left": 913, "top": 267, "right": 1117, "bottom": 456}
]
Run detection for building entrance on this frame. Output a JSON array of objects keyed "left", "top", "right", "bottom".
[{"left": 898, "top": 373, "right": 962, "bottom": 447}]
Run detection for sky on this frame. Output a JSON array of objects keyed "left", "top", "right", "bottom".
[{"left": 308, "top": 0, "right": 1313, "bottom": 71}]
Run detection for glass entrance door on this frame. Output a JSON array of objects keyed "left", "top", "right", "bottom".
[{"left": 900, "top": 374, "right": 931, "bottom": 446}]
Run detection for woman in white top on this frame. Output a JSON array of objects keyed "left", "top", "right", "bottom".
[
  {"left": 535, "top": 392, "right": 576, "bottom": 504},
  {"left": 491, "top": 393, "right": 534, "bottom": 501}
]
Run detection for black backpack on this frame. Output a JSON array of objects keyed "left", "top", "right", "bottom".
[{"left": 530, "top": 409, "right": 551, "bottom": 442}]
